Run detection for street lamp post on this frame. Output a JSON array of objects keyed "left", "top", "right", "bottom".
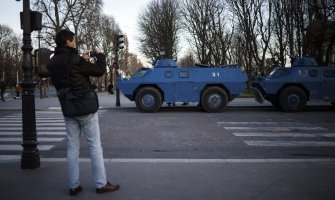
[
  {"left": 19, "top": 0, "right": 40, "bottom": 169},
  {"left": 115, "top": 34, "right": 124, "bottom": 107}
]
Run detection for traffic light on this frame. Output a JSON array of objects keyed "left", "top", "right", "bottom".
[
  {"left": 20, "top": 11, "right": 42, "bottom": 32},
  {"left": 116, "top": 34, "right": 124, "bottom": 51}
]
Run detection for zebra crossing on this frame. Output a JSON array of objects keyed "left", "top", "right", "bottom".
[
  {"left": 217, "top": 121, "right": 335, "bottom": 147},
  {"left": 0, "top": 110, "right": 66, "bottom": 152},
  {"left": 0, "top": 109, "right": 106, "bottom": 154},
  {"left": 0, "top": 108, "right": 105, "bottom": 155}
]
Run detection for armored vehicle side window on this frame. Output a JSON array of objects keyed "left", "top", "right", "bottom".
[
  {"left": 324, "top": 70, "right": 335, "bottom": 77},
  {"left": 268, "top": 68, "right": 289, "bottom": 78},
  {"left": 133, "top": 68, "right": 149, "bottom": 78},
  {"left": 309, "top": 70, "right": 318, "bottom": 77},
  {"left": 165, "top": 71, "right": 173, "bottom": 78},
  {"left": 299, "top": 69, "right": 309, "bottom": 77},
  {"left": 179, "top": 71, "right": 189, "bottom": 78}
]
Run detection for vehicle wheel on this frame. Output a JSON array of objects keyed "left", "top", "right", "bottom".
[
  {"left": 201, "top": 86, "right": 228, "bottom": 112},
  {"left": 135, "top": 87, "right": 162, "bottom": 112},
  {"left": 279, "top": 86, "right": 307, "bottom": 112},
  {"left": 332, "top": 102, "right": 335, "bottom": 107}
]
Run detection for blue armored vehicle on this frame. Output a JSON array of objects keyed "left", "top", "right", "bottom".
[
  {"left": 117, "top": 58, "right": 247, "bottom": 112},
  {"left": 252, "top": 57, "right": 335, "bottom": 112}
]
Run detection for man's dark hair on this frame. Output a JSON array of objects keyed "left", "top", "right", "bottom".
[{"left": 55, "top": 29, "right": 75, "bottom": 47}]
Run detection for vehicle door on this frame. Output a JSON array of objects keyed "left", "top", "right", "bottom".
[
  {"left": 303, "top": 68, "right": 323, "bottom": 100},
  {"left": 323, "top": 69, "right": 335, "bottom": 100},
  {"left": 174, "top": 69, "right": 196, "bottom": 101}
]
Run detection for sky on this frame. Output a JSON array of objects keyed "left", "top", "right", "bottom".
[{"left": 0, "top": 0, "right": 152, "bottom": 64}]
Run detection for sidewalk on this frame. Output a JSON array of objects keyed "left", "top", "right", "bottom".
[{"left": 1, "top": 158, "right": 335, "bottom": 200}]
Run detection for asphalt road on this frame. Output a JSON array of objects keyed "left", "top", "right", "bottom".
[{"left": 0, "top": 93, "right": 334, "bottom": 160}]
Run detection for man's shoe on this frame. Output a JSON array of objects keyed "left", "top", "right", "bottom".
[
  {"left": 96, "top": 181, "right": 120, "bottom": 193},
  {"left": 69, "top": 185, "right": 83, "bottom": 196}
]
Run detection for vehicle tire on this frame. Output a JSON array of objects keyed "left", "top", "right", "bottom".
[
  {"left": 279, "top": 86, "right": 307, "bottom": 112},
  {"left": 201, "top": 86, "right": 228, "bottom": 112},
  {"left": 332, "top": 102, "right": 335, "bottom": 107},
  {"left": 135, "top": 87, "right": 162, "bottom": 112}
]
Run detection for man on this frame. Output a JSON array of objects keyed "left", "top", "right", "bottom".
[
  {"left": 47, "top": 29, "right": 119, "bottom": 196},
  {"left": 0, "top": 79, "right": 5, "bottom": 101}
]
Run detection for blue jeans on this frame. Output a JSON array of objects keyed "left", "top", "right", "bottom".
[{"left": 64, "top": 112, "right": 107, "bottom": 188}]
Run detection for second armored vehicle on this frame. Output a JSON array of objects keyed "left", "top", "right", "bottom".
[
  {"left": 117, "top": 58, "right": 247, "bottom": 112},
  {"left": 252, "top": 57, "right": 335, "bottom": 112}
]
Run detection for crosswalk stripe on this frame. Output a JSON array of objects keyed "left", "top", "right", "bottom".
[
  {"left": 0, "top": 127, "right": 66, "bottom": 131},
  {"left": 217, "top": 122, "right": 279, "bottom": 125},
  {"left": 216, "top": 122, "right": 328, "bottom": 126},
  {"left": 0, "top": 145, "right": 54, "bottom": 151},
  {"left": 0, "top": 131, "right": 66, "bottom": 136},
  {"left": 224, "top": 127, "right": 328, "bottom": 131},
  {"left": 245, "top": 141, "right": 335, "bottom": 147},
  {"left": 1, "top": 117, "right": 63, "bottom": 120},
  {"left": 0, "top": 123, "right": 65, "bottom": 127},
  {"left": 233, "top": 132, "right": 335, "bottom": 137},
  {"left": 0, "top": 137, "right": 64, "bottom": 142},
  {"left": 0, "top": 120, "right": 64, "bottom": 123},
  {"left": 218, "top": 121, "right": 335, "bottom": 147}
]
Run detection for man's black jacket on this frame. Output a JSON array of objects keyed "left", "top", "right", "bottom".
[{"left": 47, "top": 47, "right": 106, "bottom": 90}]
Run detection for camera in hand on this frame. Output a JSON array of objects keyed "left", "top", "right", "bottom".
[{"left": 89, "top": 51, "right": 97, "bottom": 57}]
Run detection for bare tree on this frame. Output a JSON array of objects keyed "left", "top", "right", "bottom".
[
  {"left": 178, "top": 50, "right": 196, "bottom": 67},
  {"left": 182, "top": 0, "right": 234, "bottom": 65},
  {"left": 124, "top": 53, "right": 143, "bottom": 76},
  {"left": 228, "top": 0, "right": 272, "bottom": 80},
  {"left": 138, "top": 0, "right": 181, "bottom": 63},
  {"left": 32, "top": 0, "right": 103, "bottom": 48},
  {"left": 304, "top": 0, "right": 335, "bottom": 64},
  {"left": 97, "top": 15, "right": 121, "bottom": 90},
  {"left": 269, "top": 0, "right": 289, "bottom": 67},
  {"left": 0, "top": 25, "right": 22, "bottom": 87}
]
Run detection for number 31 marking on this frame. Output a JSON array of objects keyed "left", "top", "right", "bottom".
[{"left": 212, "top": 72, "right": 220, "bottom": 77}]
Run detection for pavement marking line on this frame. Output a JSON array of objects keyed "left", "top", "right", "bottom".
[
  {"left": 224, "top": 127, "right": 328, "bottom": 131},
  {"left": 245, "top": 141, "right": 335, "bottom": 147},
  {"left": 0, "top": 145, "right": 54, "bottom": 151},
  {"left": 47, "top": 107, "right": 106, "bottom": 112},
  {"left": 0, "top": 137, "right": 64, "bottom": 142},
  {"left": 0, "top": 127, "right": 66, "bottom": 131},
  {"left": 0, "top": 123, "right": 65, "bottom": 127},
  {"left": 0, "top": 155, "right": 21, "bottom": 161},
  {"left": 1, "top": 117, "right": 64, "bottom": 120},
  {"left": 320, "top": 133, "right": 335, "bottom": 137},
  {"left": 216, "top": 122, "right": 332, "bottom": 126},
  {"left": 2, "top": 157, "right": 335, "bottom": 163},
  {"left": 233, "top": 132, "right": 335, "bottom": 137},
  {"left": 0, "top": 131, "right": 66, "bottom": 136},
  {"left": 22, "top": 158, "right": 335, "bottom": 163},
  {"left": 0, "top": 120, "right": 64, "bottom": 123},
  {"left": 48, "top": 107, "right": 62, "bottom": 110},
  {"left": 217, "top": 122, "right": 279, "bottom": 125}
]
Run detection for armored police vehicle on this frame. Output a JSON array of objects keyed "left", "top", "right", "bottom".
[
  {"left": 252, "top": 57, "right": 335, "bottom": 112},
  {"left": 117, "top": 58, "right": 247, "bottom": 112}
]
